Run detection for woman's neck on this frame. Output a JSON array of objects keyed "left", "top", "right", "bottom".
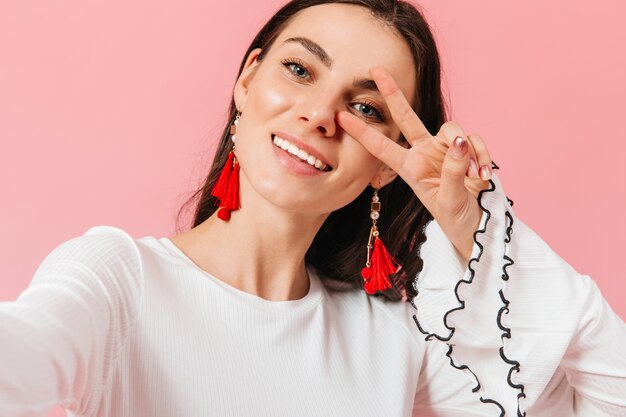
[{"left": 171, "top": 191, "right": 328, "bottom": 301}]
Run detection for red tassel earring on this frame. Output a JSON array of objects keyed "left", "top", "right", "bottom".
[
  {"left": 361, "top": 187, "right": 402, "bottom": 294},
  {"left": 211, "top": 111, "right": 241, "bottom": 221}
]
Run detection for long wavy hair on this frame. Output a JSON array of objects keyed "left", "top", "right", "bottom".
[{"left": 177, "top": 0, "right": 447, "bottom": 302}]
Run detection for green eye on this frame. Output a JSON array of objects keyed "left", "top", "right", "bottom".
[
  {"left": 281, "top": 58, "right": 311, "bottom": 80},
  {"left": 289, "top": 64, "right": 308, "bottom": 78},
  {"left": 352, "top": 102, "right": 384, "bottom": 122}
]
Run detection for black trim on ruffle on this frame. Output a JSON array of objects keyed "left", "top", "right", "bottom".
[
  {"left": 410, "top": 162, "right": 527, "bottom": 416},
  {"left": 497, "top": 204, "right": 527, "bottom": 416},
  {"left": 445, "top": 343, "right": 481, "bottom": 393},
  {"left": 480, "top": 398, "right": 505, "bottom": 417},
  {"left": 409, "top": 176, "right": 494, "bottom": 342},
  {"left": 504, "top": 211, "right": 514, "bottom": 244}
]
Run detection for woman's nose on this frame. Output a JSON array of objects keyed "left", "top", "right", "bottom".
[{"left": 297, "top": 96, "right": 337, "bottom": 137}]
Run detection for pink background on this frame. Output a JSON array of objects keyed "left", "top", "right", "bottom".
[{"left": 0, "top": 1, "right": 624, "bottom": 415}]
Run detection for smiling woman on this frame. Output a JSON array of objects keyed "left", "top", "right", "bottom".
[
  {"left": 178, "top": 0, "right": 439, "bottom": 303},
  {"left": 1, "top": 0, "right": 625, "bottom": 417}
]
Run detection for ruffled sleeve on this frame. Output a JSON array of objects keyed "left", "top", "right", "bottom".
[{"left": 411, "top": 169, "right": 626, "bottom": 416}]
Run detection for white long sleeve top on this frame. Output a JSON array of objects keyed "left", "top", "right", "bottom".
[{"left": 1, "top": 172, "right": 625, "bottom": 417}]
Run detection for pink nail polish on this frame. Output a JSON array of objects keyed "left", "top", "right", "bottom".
[
  {"left": 480, "top": 165, "right": 491, "bottom": 180},
  {"left": 452, "top": 136, "right": 468, "bottom": 158}
]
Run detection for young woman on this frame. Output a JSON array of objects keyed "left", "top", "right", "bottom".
[{"left": 1, "top": 0, "right": 625, "bottom": 416}]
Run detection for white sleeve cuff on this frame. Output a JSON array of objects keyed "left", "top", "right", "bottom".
[{"left": 410, "top": 169, "right": 626, "bottom": 416}]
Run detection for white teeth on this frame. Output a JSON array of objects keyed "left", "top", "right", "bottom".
[
  {"left": 272, "top": 135, "right": 329, "bottom": 171},
  {"left": 297, "top": 149, "right": 309, "bottom": 160}
]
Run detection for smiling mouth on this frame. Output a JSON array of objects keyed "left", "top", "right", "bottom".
[{"left": 271, "top": 135, "right": 332, "bottom": 172}]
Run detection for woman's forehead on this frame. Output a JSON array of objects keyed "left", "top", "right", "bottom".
[{"left": 270, "top": 3, "right": 416, "bottom": 100}]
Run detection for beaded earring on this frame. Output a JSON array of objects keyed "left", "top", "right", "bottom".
[
  {"left": 361, "top": 186, "right": 402, "bottom": 294},
  {"left": 210, "top": 111, "right": 241, "bottom": 221}
]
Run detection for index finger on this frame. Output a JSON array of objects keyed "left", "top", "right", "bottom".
[
  {"left": 337, "top": 110, "right": 407, "bottom": 175},
  {"left": 370, "top": 66, "right": 431, "bottom": 144}
]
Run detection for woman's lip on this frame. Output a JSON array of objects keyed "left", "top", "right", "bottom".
[
  {"left": 272, "top": 131, "right": 333, "bottom": 169},
  {"left": 272, "top": 141, "right": 327, "bottom": 176}
]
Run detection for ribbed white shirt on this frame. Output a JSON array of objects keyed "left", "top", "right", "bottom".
[{"left": 1, "top": 173, "right": 625, "bottom": 416}]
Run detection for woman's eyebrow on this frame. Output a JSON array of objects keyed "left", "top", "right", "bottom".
[
  {"left": 352, "top": 78, "right": 380, "bottom": 94},
  {"left": 283, "top": 37, "right": 333, "bottom": 68},
  {"left": 282, "top": 36, "right": 381, "bottom": 94}
]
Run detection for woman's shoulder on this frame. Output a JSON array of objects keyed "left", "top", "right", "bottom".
[
  {"left": 17, "top": 226, "right": 153, "bottom": 330},
  {"left": 42, "top": 225, "right": 212, "bottom": 287},
  {"left": 42, "top": 225, "right": 142, "bottom": 267},
  {"left": 47, "top": 224, "right": 177, "bottom": 262},
  {"left": 30, "top": 225, "right": 155, "bottom": 292}
]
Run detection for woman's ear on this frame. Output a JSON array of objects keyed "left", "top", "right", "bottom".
[
  {"left": 233, "top": 48, "right": 263, "bottom": 111},
  {"left": 371, "top": 136, "right": 409, "bottom": 188},
  {"left": 370, "top": 164, "right": 398, "bottom": 189}
]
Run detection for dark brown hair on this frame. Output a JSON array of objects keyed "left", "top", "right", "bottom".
[{"left": 178, "top": 0, "right": 447, "bottom": 302}]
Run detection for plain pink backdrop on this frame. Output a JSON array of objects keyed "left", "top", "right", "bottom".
[{"left": 1, "top": 1, "right": 624, "bottom": 416}]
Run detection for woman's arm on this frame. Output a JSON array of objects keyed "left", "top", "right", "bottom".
[
  {"left": 411, "top": 171, "right": 626, "bottom": 416},
  {"left": 0, "top": 226, "right": 143, "bottom": 417},
  {"left": 334, "top": 65, "right": 625, "bottom": 415}
]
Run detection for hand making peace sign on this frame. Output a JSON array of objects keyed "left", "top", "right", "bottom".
[{"left": 337, "top": 66, "right": 493, "bottom": 261}]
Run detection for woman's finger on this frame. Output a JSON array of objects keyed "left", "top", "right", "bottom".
[
  {"left": 438, "top": 122, "right": 479, "bottom": 178},
  {"left": 369, "top": 66, "right": 431, "bottom": 145},
  {"left": 337, "top": 110, "right": 407, "bottom": 174},
  {"left": 439, "top": 136, "right": 472, "bottom": 213},
  {"left": 437, "top": 121, "right": 472, "bottom": 211},
  {"left": 467, "top": 133, "right": 492, "bottom": 180},
  {"left": 465, "top": 139, "right": 480, "bottom": 179}
]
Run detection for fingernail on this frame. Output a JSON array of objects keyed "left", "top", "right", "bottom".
[
  {"left": 480, "top": 164, "right": 492, "bottom": 180},
  {"left": 469, "top": 159, "right": 479, "bottom": 178},
  {"left": 451, "top": 136, "right": 468, "bottom": 159}
]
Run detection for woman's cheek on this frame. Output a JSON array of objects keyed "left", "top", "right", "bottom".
[
  {"left": 333, "top": 159, "right": 380, "bottom": 204},
  {"left": 256, "top": 86, "right": 290, "bottom": 112},
  {"left": 345, "top": 143, "right": 382, "bottom": 176},
  {"left": 250, "top": 72, "right": 297, "bottom": 114}
]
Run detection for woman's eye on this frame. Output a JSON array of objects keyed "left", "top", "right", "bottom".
[
  {"left": 281, "top": 59, "right": 311, "bottom": 80},
  {"left": 352, "top": 102, "right": 385, "bottom": 122},
  {"left": 289, "top": 64, "right": 309, "bottom": 78}
]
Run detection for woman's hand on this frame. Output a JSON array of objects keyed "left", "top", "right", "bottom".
[{"left": 337, "top": 66, "right": 493, "bottom": 261}]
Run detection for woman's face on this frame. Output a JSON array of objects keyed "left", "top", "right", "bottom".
[{"left": 233, "top": 3, "right": 416, "bottom": 217}]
